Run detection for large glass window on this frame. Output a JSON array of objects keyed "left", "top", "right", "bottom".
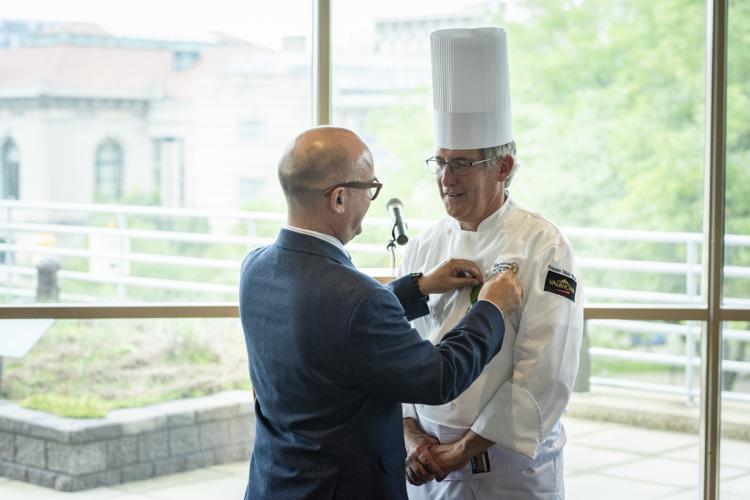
[
  {"left": 721, "top": 2, "right": 750, "bottom": 499},
  {"left": 0, "top": 2, "right": 747, "bottom": 498},
  {"left": 334, "top": 0, "right": 707, "bottom": 306},
  {"left": 720, "top": 321, "right": 750, "bottom": 500},
  {"left": 329, "top": 2, "right": 747, "bottom": 498},
  {"left": 567, "top": 319, "right": 701, "bottom": 499},
  {"left": 0, "top": 0, "right": 313, "bottom": 304},
  {"left": 724, "top": 0, "right": 750, "bottom": 307}
]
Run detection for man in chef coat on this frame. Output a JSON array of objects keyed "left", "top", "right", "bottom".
[{"left": 401, "top": 27, "right": 584, "bottom": 499}]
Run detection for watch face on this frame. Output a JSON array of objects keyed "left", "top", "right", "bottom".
[{"left": 411, "top": 273, "right": 428, "bottom": 299}]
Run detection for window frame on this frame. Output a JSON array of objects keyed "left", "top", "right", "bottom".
[{"left": 0, "top": 2, "right": 744, "bottom": 499}]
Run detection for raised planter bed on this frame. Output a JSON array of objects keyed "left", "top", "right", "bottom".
[{"left": 0, "top": 390, "right": 254, "bottom": 491}]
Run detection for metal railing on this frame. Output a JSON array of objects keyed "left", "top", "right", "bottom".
[{"left": 1, "top": 199, "right": 749, "bottom": 404}]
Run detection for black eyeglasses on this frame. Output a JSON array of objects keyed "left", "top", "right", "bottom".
[
  {"left": 322, "top": 177, "right": 383, "bottom": 201},
  {"left": 425, "top": 156, "right": 498, "bottom": 176}
]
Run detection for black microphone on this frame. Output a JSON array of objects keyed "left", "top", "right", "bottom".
[{"left": 386, "top": 198, "right": 409, "bottom": 246}]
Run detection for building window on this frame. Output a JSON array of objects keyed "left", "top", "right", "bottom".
[
  {"left": 94, "top": 138, "right": 124, "bottom": 202},
  {"left": 1, "top": 138, "right": 20, "bottom": 199}
]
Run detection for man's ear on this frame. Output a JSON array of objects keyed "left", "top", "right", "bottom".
[
  {"left": 496, "top": 155, "right": 514, "bottom": 182},
  {"left": 329, "top": 187, "right": 346, "bottom": 214}
]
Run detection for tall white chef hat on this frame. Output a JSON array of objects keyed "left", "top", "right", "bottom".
[{"left": 431, "top": 27, "right": 512, "bottom": 150}]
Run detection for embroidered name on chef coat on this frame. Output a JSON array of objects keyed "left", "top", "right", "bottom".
[
  {"left": 469, "top": 259, "right": 520, "bottom": 307},
  {"left": 491, "top": 260, "right": 519, "bottom": 275},
  {"left": 544, "top": 265, "right": 577, "bottom": 302}
]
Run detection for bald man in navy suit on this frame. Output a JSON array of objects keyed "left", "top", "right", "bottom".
[{"left": 239, "top": 126, "right": 522, "bottom": 500}]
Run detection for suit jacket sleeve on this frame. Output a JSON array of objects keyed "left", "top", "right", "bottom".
[
  {"left": 470, "top": 243, "right": 584, "bottom": 459},
  {"left": 346, "top": 286, "right": 506, "bottom": 405},
  {"left": 386, "top": 274, "right": 429, "bottom": 321}
]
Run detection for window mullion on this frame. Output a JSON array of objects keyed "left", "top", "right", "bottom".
[{"left": 701, "top": 1, "right": 729, "bottom": 499}]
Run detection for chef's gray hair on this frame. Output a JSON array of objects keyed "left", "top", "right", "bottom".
[{"left": 480, "top": 141, "right": 518, "bottom": 188}]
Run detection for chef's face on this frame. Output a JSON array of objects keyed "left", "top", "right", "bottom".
[{"left": 435, "top": 148, "right": 506, "bottom": 231}]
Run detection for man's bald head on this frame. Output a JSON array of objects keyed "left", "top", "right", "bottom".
[{"left": 278, "top": 127, "right": 373, "bottom": 209}]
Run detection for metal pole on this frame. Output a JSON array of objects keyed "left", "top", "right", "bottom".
[
  {"left": 687, "top": 240, "right": 698, "bottom": 301},
  {"left": 117, "top": 211, "right": 127, "bottom": 299},
  {"left": 686, "top": 241, "right": 698, "bottom": 404},
  {"left": 4, "top": 205, "right": 13, "bottom": 297},
  {"left": 686, "top": 325, "right": 697, "bottom": 405},
  {"left": 313, "top": 0, "right": 332, "bottom": 125},
  {"left": 701, "top": 1, "right": 728, "bottom": 499},
  {"left": 573, "top": 321, "right": 591, "bottom": 392}
]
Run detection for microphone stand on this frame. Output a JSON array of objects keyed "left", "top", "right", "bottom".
[{"left": 386, "top": 224, "right": 399, "bottom": 276}]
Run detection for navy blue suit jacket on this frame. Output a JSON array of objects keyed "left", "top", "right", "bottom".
[{"left": 239, "top": 229, "right": 505, "bottom": 499}]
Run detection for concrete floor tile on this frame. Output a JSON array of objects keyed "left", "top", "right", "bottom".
[
  {"left": 112, "top": 468, "right": 226, "bottom": 494},
  {"left": 663, "top": 440, "right": 750, "bottom": 473},
  {"left": 562, "top": 416, "right": 619, "bottom": 438},
  {"left": 146, "top": 475, "right": 245, "bottom": 500},
  {"left": 101, "top": 495, "right": 162, "bottom": 500},
  {"left": 604, "top": 457, "right": 699, "bottom": 488},
  {"left": 663, "top": 444, "right": 699, "bottom": 462},
  {"left": 574, "top": 426, "right": 698, "bottom": 455},
  {"left": 654, "top": 488, "right": 699, "bottom": 499},
  {"left": 564, "top": 443, "right": 641, "bottom": 473},
  {"left": 0, "top": 417, "right": 747, "bottom": 499},
  {"left": 602, "top": 457, "right": 746, "bottom": 489},
  {"left": 722, "top": 471, "right": 750, "bottom": 495},
  {"left": 206, "top": 461, "right": 248, "bottom": 476},
  {"left": 566, "top": 472, "right": 681, "bottom": 500},
  {"left": 0, "top": 479, "right": 125, "bottom": 499},
  {"left": 720, "top": 438, "right": 750, "bottom": 469}
]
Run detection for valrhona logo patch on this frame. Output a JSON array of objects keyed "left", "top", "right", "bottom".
[{"left": 544, "top": 266, "right": 577, "bottom": 302}]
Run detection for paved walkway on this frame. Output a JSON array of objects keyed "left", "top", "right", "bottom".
[{"left": 1, "top": 417, "right": 749, "bottom": 499}]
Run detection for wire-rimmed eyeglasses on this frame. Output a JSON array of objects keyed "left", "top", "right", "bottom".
[
  {"left": 322, "top": 177, "right": 383, "bottom": 201},
  {"left": 425, "top": 157, "right": 498, "bottom": 176}
]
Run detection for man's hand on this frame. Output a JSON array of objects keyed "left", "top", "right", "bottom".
[
  {"left": 477, "top": 269, "right": 523, "bottom": 317},
  {"left": 418, "top": 259, "right": 483, "bottom": 295},
  {"left": 404, "top": 421, "right": 496, "bottom": 484},
  {"left": 403, "top": 418, "right": 444, "bottom": 485},
  {"left": 428, "top": 430, "right": 495, "bottom": 478}
]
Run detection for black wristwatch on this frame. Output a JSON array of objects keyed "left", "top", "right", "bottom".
[{"left": 410, "top": 272, "right": 429, "bottom": 302}]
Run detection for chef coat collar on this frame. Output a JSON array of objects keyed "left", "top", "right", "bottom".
[{"left": 449, "top": 191, "right": 515, "bottom": 233}]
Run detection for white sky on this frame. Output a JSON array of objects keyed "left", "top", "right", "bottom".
[{"left": 2, "top": 0, "right": 483, "bottom": 49}]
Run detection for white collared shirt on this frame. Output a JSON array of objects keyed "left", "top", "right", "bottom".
[{"left": 285, "top": 224, "right": 350, "bottom": 260}]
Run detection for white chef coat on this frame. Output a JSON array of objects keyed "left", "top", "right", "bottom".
[{"left": 401, "top": 193, "right": 583, "bottom": 499}]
